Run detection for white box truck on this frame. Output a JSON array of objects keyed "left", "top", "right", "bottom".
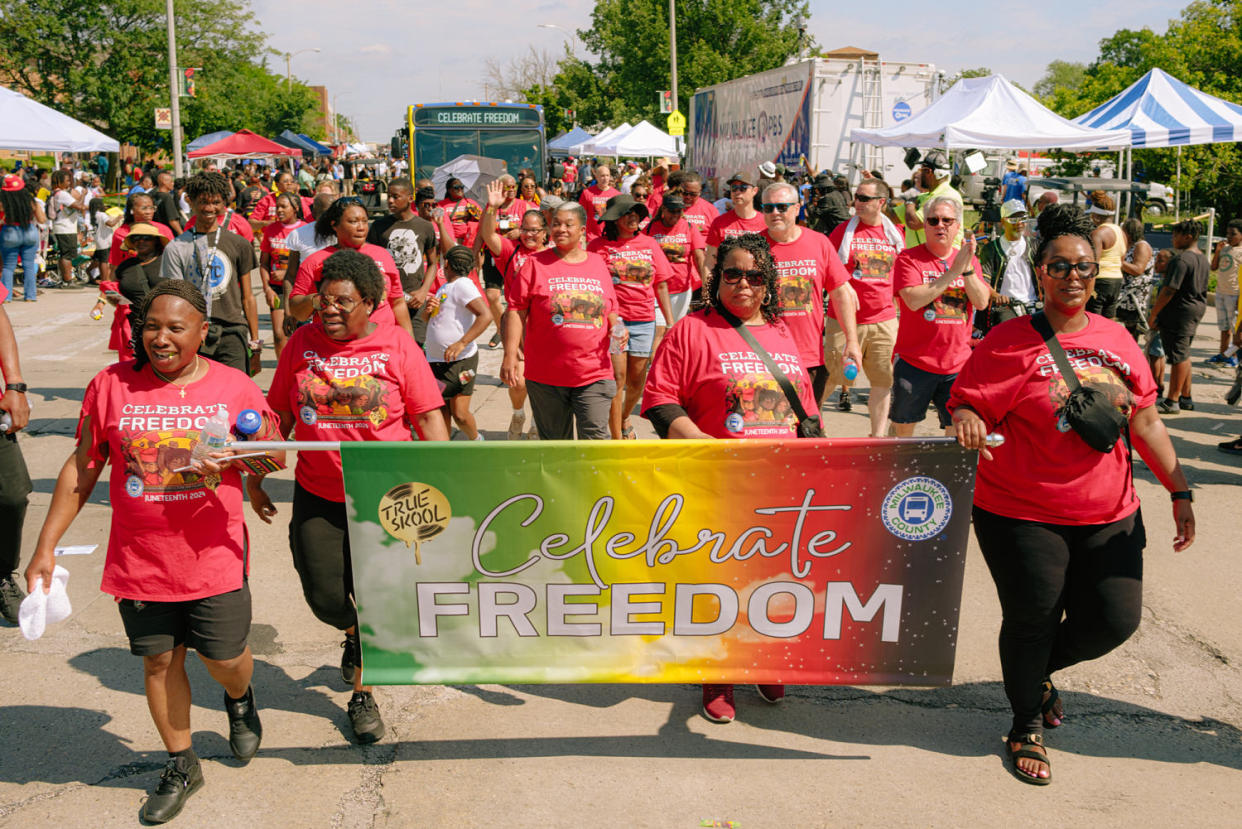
[{"left": 689, "top": 56, "right": 940, "bottom": 193}]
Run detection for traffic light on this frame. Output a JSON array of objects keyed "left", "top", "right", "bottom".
[{"left": 659, "top": 90, "right": 674, "bottom": 114}]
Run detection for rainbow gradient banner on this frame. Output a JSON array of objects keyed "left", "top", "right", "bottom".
[{"left": 340, "top": 439, "right": 977, "bottom": 687}]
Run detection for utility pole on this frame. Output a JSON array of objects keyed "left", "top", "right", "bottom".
[
  {"left": 669, "top": 0, "right": 678, "bottom": 109},
  {"left": 165, "top": 0, "right": 183, "bottom": 177}
]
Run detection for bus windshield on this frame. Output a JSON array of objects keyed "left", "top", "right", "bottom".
[{"left": 407, "top": 102, "right": 546, "bottom": 186}]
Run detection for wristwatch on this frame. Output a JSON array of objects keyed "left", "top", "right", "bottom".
[
  {"left": 5, "top": 383, "right": 27, "bottom": 394},
  {"left": 1170, "top": 490, "right": 1193, "bottom": 502}
]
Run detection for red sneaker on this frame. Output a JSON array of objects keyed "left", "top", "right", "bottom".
[
  {"left": 756, "top": 684, "right": 785, "bottom": 703},
  {"left": 702, "top": 684, "right": 735, "bottom": 723}
]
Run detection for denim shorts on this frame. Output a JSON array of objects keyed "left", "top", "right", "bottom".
[
  {"left": 622, "top": 320, "right": 656, "bottom": 357},
  {"left": 889, "top": 357, "right": 956, "bottom": 427}
]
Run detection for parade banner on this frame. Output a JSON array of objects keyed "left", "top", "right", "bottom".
[{"left": 340, "top": 439, "right": 977, "bottom": 687}]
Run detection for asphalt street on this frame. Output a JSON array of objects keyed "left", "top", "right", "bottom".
[{"left": 1, "top": 283, "right": 1239, "bottom": 828}]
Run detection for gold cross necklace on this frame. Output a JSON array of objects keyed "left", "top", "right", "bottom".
[{"left": 151, "top": 356, "right": 204, "bottom": 398}]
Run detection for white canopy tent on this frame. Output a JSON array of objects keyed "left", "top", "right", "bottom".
[
  {"left": 589, "top": 120, "right": 680, "bottom": 158},
  {"left": 0, "top": 84, "right": 120, "bottom": 152},
  {"left": 850, "top": 75, "right": 1132, "bottom": 151},
  {"left": 578, "top": 123, "right": 631, "bottom": 156}
]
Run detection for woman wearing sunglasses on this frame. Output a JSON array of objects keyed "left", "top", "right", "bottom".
[
  {"left": 951, "top": 204, "right": 1194, "bottom": 786},
  {"left": 643, "top": 232, "right": 817, "bottom": 724},
  {"left": 438, "top": 177, "right": 482, "bottom": 246},
  {"left": 256, "top": 249, "right": 448, "bottom": 746},
  {"left": 287, "top": 197, "right": 414, "bottom": 337}
]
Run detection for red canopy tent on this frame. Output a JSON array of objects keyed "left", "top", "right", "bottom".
[{"left": 187, "top": 128, "right": 302, "bottom": 160}]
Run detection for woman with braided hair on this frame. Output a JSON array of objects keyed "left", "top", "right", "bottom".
[
  {"left": 950, "top": 204, "right": 1195, "bottom": 786},
  {"left": 25, "top": 280, "right": 283, "bottom": 822}
]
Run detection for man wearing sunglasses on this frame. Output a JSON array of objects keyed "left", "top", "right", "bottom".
[
  {"left": 704, "top": 171, "right": 766, "bottom": 271},
  {"left": 977, "top": 199, "right": 1041, "bottom": 335},
  {"left": 761, "top": 182, "right": 861, "bottom": 404},
  {"left": 891, "top": 196, "right": 990, "bottom": 436},
  {"left": 826, "top": 178, "right": 906, "bottom": 435}
]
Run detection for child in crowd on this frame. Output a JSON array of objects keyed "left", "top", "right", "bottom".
[{"left": 421, "top": 245, "right": 493, "bottom": 440}]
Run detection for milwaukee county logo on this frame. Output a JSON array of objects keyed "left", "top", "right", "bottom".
[{"left": 881, "top": 477, "right": 952, "bottom": 541}]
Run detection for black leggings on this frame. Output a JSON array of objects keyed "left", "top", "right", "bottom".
[
  {"left": 0, "top": 434, "right": 31, "bottom": 575},
  {"left": 289, "top": 483, "right": 356, "bottom": 631},
  {"left": 972, "top": 506, "right": 1145, "bottom": 735}
]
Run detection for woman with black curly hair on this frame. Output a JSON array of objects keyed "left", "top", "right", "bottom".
[
  {"left": 642, "top": 232, "right": 817, "bottom": 725},
  {"left": 26, "top": 280, "right": 282, "bottom": 822},
  {"left": 950, "top": 204, "right": 1195, "bottom": 786}
]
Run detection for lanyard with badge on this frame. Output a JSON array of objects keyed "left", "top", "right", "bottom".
[{"left": 193, "top": 226, "right": 223, "bottom": 318}]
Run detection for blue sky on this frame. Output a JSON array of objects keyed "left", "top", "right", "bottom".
[{"left": 250, "top": 0, "right": 1189, "bottom": 141}]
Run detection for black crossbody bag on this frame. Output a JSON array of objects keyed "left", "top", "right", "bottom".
[
  {"left": 721, "top": 310, "right": 824, "bottom": 438},
  {"left": 1031, "top": 312, "right": 1129, "bottom": 453}
]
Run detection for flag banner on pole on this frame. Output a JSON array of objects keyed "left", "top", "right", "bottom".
[{"left": 340, "top": 439, "right": 976, "bottom": 687}]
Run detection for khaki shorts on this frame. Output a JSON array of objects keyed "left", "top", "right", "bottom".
[{"left": 824, "top": 315, "right": 897, "bottom": 388}]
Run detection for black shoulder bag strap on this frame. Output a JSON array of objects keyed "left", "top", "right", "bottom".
[
  {"left": 1030, "top": 312, "right": 1133, "bottom": 466},
  {"left": 720, "top": 309, "right": 815, "bottom": 427}
]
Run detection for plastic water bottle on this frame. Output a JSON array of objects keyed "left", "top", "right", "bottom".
[
  {"left": 0, "top": 412, "right": 11, "bottom": 434},
  {"left": 192, "top": 405, "right": 230, "bottom": 462},
  {"left": 234, "top": 409, "right": 263, "bottom": 439},
  {"left": 90, "top": 307, "right": 103, "bottom": 321},
  {"left": 609, "top": 320, "right": 627, "bottom": 355},
  {"left": 843, "top": 358, "right": 859, "bottom": 382}
]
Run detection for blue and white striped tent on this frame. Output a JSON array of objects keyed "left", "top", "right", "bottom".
[{"left": 1074, "top": 68, "right": 1242, "bottom": 148}]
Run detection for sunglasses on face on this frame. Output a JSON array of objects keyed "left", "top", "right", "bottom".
[
  {"left": 448, "top": 184, "right": 464, "bottom": 191},
  {"left": 721, "top": 268, "right": 765, "bottom": 286},
  {"left": 1045, "top": 261, "right": 1099, "bottom": 280},
  {"left": 762, "top": 202, "right": 796, "bottom": 213},
  {"left": 729, "top": 184, "right": 752, "bottom": 192},
  {"left": 854, "top": 193, "right": 882, "bottom": 203},
  {"left": 925, "top": 216, "right": 957, "bottom": 227}
]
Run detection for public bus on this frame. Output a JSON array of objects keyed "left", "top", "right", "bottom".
[{"left": 402, "top": 101, "right": 547, "bottom": 186}]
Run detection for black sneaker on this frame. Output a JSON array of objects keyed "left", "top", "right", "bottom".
[
  {"left": 0, "top": 575, "right": 24, "bottom": 625},
  {"left": 142, "top": 755, "right": 204, "bottom": 824},
  {"left": 836, "top": 390, "right": 852, "bottom": 412},
  {"left": 224, "top": 686, "right": 263, "bottom": 763},
  {"left": 341, "top": 631, "right": 360, "bottom": 685},
  {"left": 348, "top": 691, "right": 385, "bottom": 744},
  {"left": 1178, "top": 396, "right": 1195, "bottom": 412},
  {"left": 1156, "top": 397, "right": 1180, "bottom": 414}
]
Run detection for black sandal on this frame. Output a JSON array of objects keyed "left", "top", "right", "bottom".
[
  {"left": 1005, "top": 732, "right": 1052, "bottom": 786},
  {"left": 1041, "top": 678, "right": 1063, "bottom": 728}
]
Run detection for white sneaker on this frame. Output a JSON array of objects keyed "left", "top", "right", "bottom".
[
  {"left": 472, "top": 433, "right": 485, "bottom": 441},
  {"left": 507, "top": 410, "right": 526, "bottom": 441}
]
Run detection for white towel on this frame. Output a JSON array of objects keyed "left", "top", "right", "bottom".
[{"left": 18, "top": 565, "right": 72, "bottom": 641}]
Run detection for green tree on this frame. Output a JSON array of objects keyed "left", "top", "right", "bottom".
[
  {"left": 0, "top": 0, "right": 321, "bottom": 152},
  {"left": 531, "top": 0, "right": 808, "bottom": 134},
  {"left": 1033, "top": 60, "right": 1086, "bottom": 103},
  {"left": 1043, "top": 1, "right": 1242, "bottom": 220}
]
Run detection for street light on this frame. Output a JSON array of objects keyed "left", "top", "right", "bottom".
[
  {"left": 282, "top": 47, "right": 321, "bottom": 89},
  {"left": 537, "top": 23, "right": 578, "bottom": 55}
]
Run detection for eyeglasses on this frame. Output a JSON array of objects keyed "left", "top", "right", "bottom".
[
  {"left": 519, "top": 225, "right": 545, "bottom": 235},
  {"left": 316, "top": 294, "right": 364, "bottom": 312},
  {"left": 1045, "top": 261, "right": 1099, "bottom": 280},
  {"left": 721, "top": 268, "right": 766, "bottom": 287},
  {"left": 854, "top": 193, "right": 883, "bottom": 203},
  {"left": 730, "top": 184, "right": 752, "bottom": 192},
  {"left": 925, "top": 216, "right": 957, "bottom": 227},
  {"left": 762, "top": 202, "right": 797, "bottom": 213}
]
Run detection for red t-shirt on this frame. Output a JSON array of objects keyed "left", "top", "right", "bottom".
[
  {"left": 185, "top": 210, "right": 255, "bottom": 242},
  {"left": 437, "top": 198, "right": 481, "bottom": 246},
  {"left": 948, "top": 314, "right": 1157, "bottom": 525},
  {"left": 249, "top": 192, "right": 314, "bottom": 223},
  {"left": 827, "top": 221, "right": 902, "bottom": 324},
  {"left": 108, "top": 221, "right": 174, "bottom": 267},
  {"left": 705, "top": 211, "right": 766, "bottom": 247},
  {"left": 643, "top": 310, "right": 815, "bottom": 439},
  {"left": 586, "top": 234, "right": 672, "bottom": 322},
  {"left": 496, "top": 198, "right": 535, "bottom": 232},
  {"left": 578, "top": 185, "right": 619, "bottom": 240},
  {"left": 267, "top": 322, "right": 443, "bottom": 502},
  {"left": 645, "top": 217, "right": 705, "bottom": 294},
  {"left": 681, "top": 197, "right": 720, "bottom": 234},
  {"left": 762, "top": 228, "right": 850, "bottom": 369},
  {"left": 508, "top": 248, "right": 618, "bottom": 387},
  {"left": 892, "top": 244, "right": 984, "bottom": 375},
  {"left": 260, "top": 220, "right": 308, "bottom": 285},
  {"left": 291, "top": 243, "right": 405, "bottom": 327},
  {"left": 79, "top": 360, "right": 280, "bottom": 602}
]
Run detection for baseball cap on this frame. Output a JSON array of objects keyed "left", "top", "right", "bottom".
[
  {"left": 600, "top": 193, "right": 649, "bottom": 222},
  {"left": 2, "top": 174, "right": 24, "bottom": 193},
  {"left": 727, "top": 171, "right": 756, "bottom": 187},
  {"left": 661, "top": 193, "right": 685, "bottom": 212},
  {"left": 1000, "top": 199, "right": 1028, "bottom": 219},
  {"left": 921, "top": 149, "right": 951, "bottom": 173}
]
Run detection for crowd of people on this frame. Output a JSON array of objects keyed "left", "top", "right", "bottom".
[{"left": 0, "top": 144, "right": 1225, "bottom": 815}]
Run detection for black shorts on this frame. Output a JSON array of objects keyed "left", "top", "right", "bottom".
[
  {"left": 1157, "top": 313, "right": 1202, "bottom": 364},
  {"left": 890, "top": 357, "right": 955, "bottom": 427},
  {"left": 54, "top": 233, "right": 78, "bottom": 259},
  {"left": 432, "top": 352, "right": 479, "bottom": 399},
  {"left": 117, "top": 582, "right": 252, "bottom": 661}
]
